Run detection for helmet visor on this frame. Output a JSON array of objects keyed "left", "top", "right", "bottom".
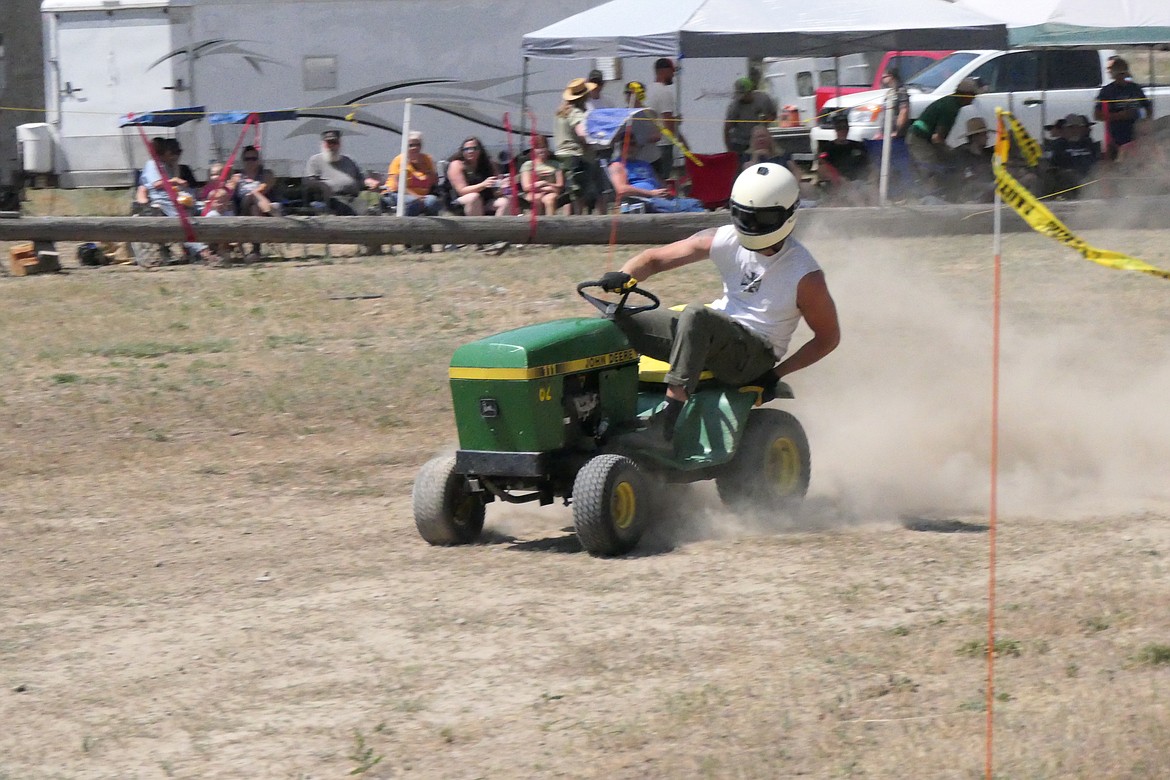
[{"left": 730, "top": 201, "right": 796, "bottom": 237}]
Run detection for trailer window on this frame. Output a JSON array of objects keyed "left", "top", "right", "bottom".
[
  {"left": 796, "top": 72, "right": 814, "bottom": 97},
  {"left": 820, "top": 70, "right": 837, "bottom": 88},
  {"left": 303, "top": 56, "right": 338, "bottom": 91}
]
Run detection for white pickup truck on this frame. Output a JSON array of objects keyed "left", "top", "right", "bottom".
[{"left": 810, "top": 48, "right": 1168, "bottom": 153}]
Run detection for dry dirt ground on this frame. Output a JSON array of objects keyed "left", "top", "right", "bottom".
[{"left": 2, "top": 223, "right": 1169, "bottom": 780}]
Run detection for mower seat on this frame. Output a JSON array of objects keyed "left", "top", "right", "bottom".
[{"left": 637, "top": 354, "right": 714, "bottom": 384}]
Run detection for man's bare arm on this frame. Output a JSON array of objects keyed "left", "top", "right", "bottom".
[
  {"left": 619, "top": 229, "right": 716, "bottom": 282},
  {"left": 775, "top": 270, "right": 840, "bottom": 378}
]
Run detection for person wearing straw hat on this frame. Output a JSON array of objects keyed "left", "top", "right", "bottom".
[
  {"left": 949, "top": 116, "right": 995, "bottom": 203},
  {"left": 554, "top": 77, "right": 604, "bottom": 213},
  {"left": 1044, "top": 113, "right": 1101, "bottom": 197}
]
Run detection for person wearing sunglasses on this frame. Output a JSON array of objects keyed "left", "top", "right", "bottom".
[{"left": 597, "top": 163, "right": 839, "bottom": 451}]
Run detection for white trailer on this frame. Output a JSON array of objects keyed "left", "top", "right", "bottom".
[{"left": 37, "top": 0, "right": 611, "bottom": 187}]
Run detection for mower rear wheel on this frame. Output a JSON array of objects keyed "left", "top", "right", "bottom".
[
  {"left": 572, "top": 454, "right": 648, "bottom": 557},
  {"left": 716, "top": 409, "right": 810, "bottom": 515},
  {"left": 413, "top": 455, "right": 486, "bottom": 546}
]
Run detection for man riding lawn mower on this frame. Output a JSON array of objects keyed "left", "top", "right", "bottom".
[{"left": 413, "top": 164, "right": 840, "bottom": 556}]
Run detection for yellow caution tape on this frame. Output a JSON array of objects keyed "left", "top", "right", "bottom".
[
  {"left": 1004, "top": 112, "right": 1042, "bottom": 168},
  {"left": 993, "top": 108, "right": 1170, "bottom": 280}
]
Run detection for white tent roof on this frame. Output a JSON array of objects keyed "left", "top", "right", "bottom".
[
  {"left": 522, "top": 0, "right": 703, "bottom": 59},
  {"left": 954, "top": 0, "right": 1170, "bottom": 45},
  {"left": 523, "top": 0, "right": 1007, "bottom": 60},
  {"left": 679, "top": 0, "right": 1009, "bottom": 58}
]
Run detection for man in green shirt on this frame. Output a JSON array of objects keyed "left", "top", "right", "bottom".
[{"left": 906, "top": 77, "right": 979, "bottom": 196}]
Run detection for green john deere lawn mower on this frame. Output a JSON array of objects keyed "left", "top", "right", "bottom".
[{"left": 412, "top": 280, "right": 811, "bottom": 556}]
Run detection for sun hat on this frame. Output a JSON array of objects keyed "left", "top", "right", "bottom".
[
  {"left": 563, "top": 77, "right": 596, "bottom": 101},
  {"left": 1064, "top": 113, "right": 1093, "bottom": 127},
  {"left": 964, "top": 117, "right": 989, "bottom": 137}
]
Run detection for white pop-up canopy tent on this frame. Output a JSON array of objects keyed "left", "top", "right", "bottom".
[
  {"left": 522, "top": 0, "right": 1008, "bottom": 59},
  {"left": 523, "top": 0, "right": 1007, "bottom": 205},
  {"left": 953, "top": 0, "right": 1170, "bottom": 46}
]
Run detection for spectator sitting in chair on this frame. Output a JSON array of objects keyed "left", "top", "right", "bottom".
[
  {"left": 817, "top": 112, "right": 871, "bottom": 206},
  {"left": 304, "top": 129, "right": 365, "bottom": 215},
  {"left": 520, "top": 136, "right": 569, "bottom": 216},
  {"left": 446, "top": 136, "right": 508, "bottom": 217},
  {"left": 139, "top": 137, "right": 217, "bottom": 263},
  {"left": 606, "top": 129, "right": 705, "bottom": 213},
  {"left": 383, "top": 131, "right": 441, "bottom": 216},
  {"left": 1044, "top": 113, "right": 1101, "bottom": 198}
]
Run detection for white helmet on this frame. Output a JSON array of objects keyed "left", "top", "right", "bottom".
[{"left": 729, "top": 163, "right": 800, "bottom": 250}]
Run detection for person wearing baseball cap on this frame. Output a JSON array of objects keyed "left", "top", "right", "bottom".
[
  {"left": 586, "top": 68, "right": 614, "bottom": 110},
  {"left": 645, "top": 58, "right": 683, "bottom": 181},
  {"left": 724, "top": 76, "right": 777, "bottom": 157},
  {"left": 304, "top": 128, "right": 365, "bottom": 214}
]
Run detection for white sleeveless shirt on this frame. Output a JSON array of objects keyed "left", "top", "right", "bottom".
[{"left": 707, "top": 224, "right": 821, "bottom": 359}]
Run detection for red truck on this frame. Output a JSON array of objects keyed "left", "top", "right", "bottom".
[{"left": 811, "top": 50, "right": 952, "bottom": 118}]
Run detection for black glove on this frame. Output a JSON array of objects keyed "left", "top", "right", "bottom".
[
  {"left": 750, "top": 368, "right": 780, "bottom": 402},
  {"left": 598, "top": 271, "right": 635, "bottom": 293}
]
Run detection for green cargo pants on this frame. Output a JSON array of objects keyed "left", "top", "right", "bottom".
[{"left": 615, "top": 302, "right": 777, "bottom": 393}]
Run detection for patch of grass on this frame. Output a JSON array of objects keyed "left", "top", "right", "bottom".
[
  {"left": 51, "top": 373, "right": 82, "bottom": 384},
  {"left": 958, "top": 638, "right": 1022, "bottom": 658},
  {"left": 347, "top": 729, "right": 382, "bottom": 775},
  {"left": 1134, "top": 643, "right": 1170, "bottom": 666},
  {"left": 265, "top": 334, "right": 315, "bottom": 349},
  {"left": 91, "top": 340, "right": 233, "bottom": 360},
  {"left": 1081, "top": 615, "right": 1111, "bottom": 633}
]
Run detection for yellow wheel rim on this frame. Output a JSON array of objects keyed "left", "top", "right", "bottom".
[
  {"left": 767, "top": 437, "right": 801, "bottom": 495},
  {"left": 611, "top": 480, "right": 637, "bottom": 529}
]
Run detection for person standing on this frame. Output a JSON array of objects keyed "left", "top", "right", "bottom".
[
  {"left": 645, "top": 58, "right": 682, "bottom": 182},
  {"left": 724, "top": 77, "right": 778, "bottom": 158},
  {"left": 554, "top": 77, "right": 602, "bottom": 213},
  {"left": 1094, "top": 56, "right": 1151, "bottom": 159},
  {"left": 586, "top": 69, "right": 615, "bottom": 111},
  {"left": 906, "top": 78, "right": 979, "bottom": 193},
  {"left": 880, "top": 68, "right": 912, "bottom": 139}
]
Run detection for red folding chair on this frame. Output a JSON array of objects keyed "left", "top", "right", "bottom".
[{"left": 682, "top": 152, "right": 740, "bottom": 210}]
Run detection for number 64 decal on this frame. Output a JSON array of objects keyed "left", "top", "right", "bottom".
[{"left": 538, "top": 385, "right": 553, "bottom": 402}]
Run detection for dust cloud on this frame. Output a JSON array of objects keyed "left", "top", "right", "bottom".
[{"left": 798, "top": 239, "right": 1170, "bottom": 525}]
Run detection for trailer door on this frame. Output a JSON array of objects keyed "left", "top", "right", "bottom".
[{"left": 50, "top": 4, "right": 190, "bottom": 186}]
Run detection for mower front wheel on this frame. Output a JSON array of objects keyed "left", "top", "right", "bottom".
[
  {"left": 572, "top": 454, "right": 648, "bottom": 557},
  {"left": 413, "top": 455, "right": 486, "bottom": 546}
]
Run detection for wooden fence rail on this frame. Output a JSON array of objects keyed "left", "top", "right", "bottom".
[{"left": 0, "top": 200, "right": 1165, "bottom": 246}]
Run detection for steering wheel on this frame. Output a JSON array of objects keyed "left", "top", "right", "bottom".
[{"left": 576, "top": 280, "right": 661, "bottom": 318}]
